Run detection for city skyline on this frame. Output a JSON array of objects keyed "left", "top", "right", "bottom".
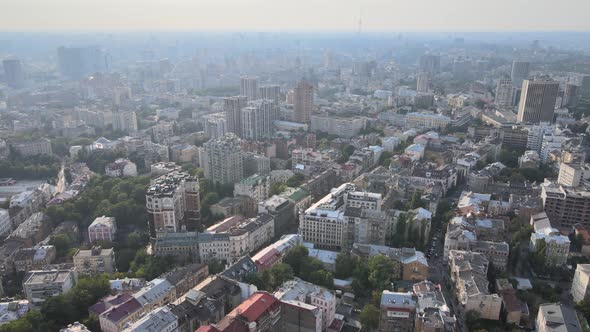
[{"left": 2, "top": 0, "right": 590, "bottom": 32}]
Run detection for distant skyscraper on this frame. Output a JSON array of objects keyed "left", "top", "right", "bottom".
[
  {"left": 294, "top": 80, "right": 314, "bottom": 123},
  {"left": 563, "top": 83, "right": 579, "bottom": 108},
  {"left": 2, "top": 59, "right": 24, "bottom": 88},
  {"left": 240, "top": 76, "right": 259, "bottom": 100},
  {"left": 511, "top": 61, "right": 530, "bottom": 88},
  {"left": 57, "top": 46, "right": 107, "bottom": 79},
  {"left": 517, "top": 79, "right": 559, "bottom": 124},
  {"left": 580, "top": 76, "right": 590, "bottom": 101},
  {"left": 241, "top": 99, "right": 275, "bottom": 140},
  {"left": 203, "top": 133, "right": 244, "bottom": 185},
  {"left": 416, "top": 72, "right": 430, "bottom": 93},
  {"left": 224, "top": 96, "right": 248, "bottom": 138},
  {"left": 495, "top": 79, "right": 514, "bottom": 108},
  {"left": 419, "top": 55, "right": 440, "bottom": 74},
  {"left": 259, "top": 85, "right": 281, "bottom": 103}
]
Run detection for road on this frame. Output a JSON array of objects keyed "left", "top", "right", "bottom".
[{"left": 56, "top": 163, "right": 66, "bottom": 193}]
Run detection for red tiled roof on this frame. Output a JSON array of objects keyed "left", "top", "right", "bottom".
[
  {"left": 328, "top": 317, "right": 344, "bottom": 331},
  {"left": 195, "top": 327, "right": 220, "bottom": 332},
  {"left": 253, "top": 248, "right": 281, "bottom": 270},
  {"left": 233, "top": 292, "right": 279, "bottom": 322}
]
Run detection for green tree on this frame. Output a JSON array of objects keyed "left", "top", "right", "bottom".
[
  {"left": 368, "top": 255, "right": 395, "bottom": 291},
  {"left": 359, "top": 304, "right": 380, "bottom": 331},
  {"left": 283, "top": 245, "right": 309, "bottom": 276},
  {"left": 335, "top": 253, "right": 355, "bottom": 279}
]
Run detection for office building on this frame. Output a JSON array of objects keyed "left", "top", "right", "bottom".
[
  {"left": 3, "top": 58, "right": 24, "bottom": 88},
  {"left": 294, "top": 80, "right": 313, "bottom": 123},
  {"left": 73, "top": 246, "right": 116, "bottom": 275},
  {"left": 511, "top": 61, "right": 530, "bottom": 88},
  {"left": 240, "top": 76, "right": 259, "bottom": 100},
  {"left": 517, "top": 79, "right": 559, "bottom": 124},
  {"left": 495, "top": 79, "right": 514, "bottom": 108},
  {"left": 202, "top": 133, "right": 243, "bottom": 185},
  {"left": 146, "top": 170, "right": 200, "bottom": 236},
  {"left": 223, "top": 96, "right": 248, "bottom": 138}
]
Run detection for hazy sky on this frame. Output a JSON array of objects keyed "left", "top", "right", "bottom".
[{"left": 2, "top": 0, "right": 590, "bottom": 32}]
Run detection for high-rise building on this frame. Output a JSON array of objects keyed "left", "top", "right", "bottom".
[
  {"left": 203, "top": 113, "right": 227, "bottom": 140},
  {"left": 517, "top": 79, "right": 559, "bottom": 124},
  {"left": 580, "top": 76, "right": 590, "bottom": 101},
  {"left": 112, "top": 111, "right": 138, "bottom": 134},
  {"left": 203, "top": 133, "right": 244, "bottom": 185},
  {"left": 419, "top": 54, "right": 440, "bottom": 74},
  {"left": 240, "top": 76, "right": 259, "bottom": 100},
  {"left": 57, "top": 46, "right": 107, "bottom": 79},
  {"left": 223, "top": 96, "right": 248, "bottom": 138},
  {"left": 495, "top": 79, "right": 514, "bottom": 108},
  {"left": 259, "top": 84, "right": 281, "bottom": 103},
  {"left": 294, "top": 80, "right": 313, "bottom": 123},
  {"left": 2, "top": 58, "right": 24, "bottom": 88},
  {"left": 511, "top": 61, "right": 530, "bottom": 88},
  {"left": 416, "top": 72, "right": 430, "bottom": 93},
  {"left": 241, "top": 99, "right": 274, "bottom": 140},
  {"left": 563, "top": 83, "right": 579, "bottom": 107},
  {"left": 146, "top": 170, "right": 201, "bottom": 237}
]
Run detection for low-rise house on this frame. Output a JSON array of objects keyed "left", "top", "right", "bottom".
[
  {"left": 88, "top": 216, "right": 117, "bottom": 243},
  {"left": 105, "top": 159, "right": 138, "bottom": 178}
]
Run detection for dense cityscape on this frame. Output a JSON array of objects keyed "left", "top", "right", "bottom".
[{"left": 0, "top": 29, "right": 590, "bottom": 332}]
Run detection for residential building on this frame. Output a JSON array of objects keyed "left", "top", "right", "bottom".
[
  {"left": 210, "top": 196, "right": 257, "bottom": 218},
  {"left": 240, "top": 76, "right": 259, "bottom": 100},
  {"left": 416, "top": 72, "right": 430, "bottom": 93},
  {"left": 13, "top": 245, "right": 56, "bottom": 272},
  {"left": 3, "top": 58, "right": 24, "bottom": 88},
  {"left": 88, "top": 216, "right": 117, "bottom": 243},
  {"left": 541, "top": 183, "right": 590, "bottom": 230},
  {"left": 234, "top": 174, "right": 271, "bottom": 202},
  {"left": 351, "top": 244, "right": 429, "bottom": 282},
  {"left": 203, "top": 113, "right": 228, "bottom": 140},
  {"left": 259, "top": 85, "right": 281, "bottom": 103},
  {"left": 571, "top": 264, "right": 590, "bottom": 303},
  {"left": 105, "top": 159, "right": 138, "bottom": 178},
  {"left": 243, "top": 153, "right": 271, "bottom": 177},
  {"left": 530, "top": 212, "right": 570, "bottom": 267},
  {"left": 10, "top": 139, "right": 53, "bottom": 157},
  {"left": 73, "top": 246, "right": 115, "bottom": 275},
  {"left": 133, "top": 278, "right": 176, "bottom": 312},
  {"left": 519, "top": 150, "right": 540, "bottom": 168},
  {"left": 448, "top": 250, "right": 501, "bottom": 320},
  {"left": 558, "top": 163, "right": 590, "bottom": 187},
  {"left": 517, "top": 79, "right": 559, "bottom": 124},
  {"left": 23, "top": 269, "right": 76, "bottom": 307},
  {"left": 0, "top": 209, "right": 11, "bottom": 238},
  {"left": 252, "top": 234, "right": 303, "bottom": 270},
  {"left": 258, "top": 195, "right": 295, "bottom": 235},
  {"left": 536, "top": 303, "right": 582, "bottom": 332},
  {"left": 378, "top": 291, "right": 416, "bottom": 332},
  {"left": 294, "top": 80, "right": 314, "bottom": 123},
  {"left": 274, "top": 278, "right": 336, "bottom": 330},
  {"left": 241, "top": 99, "right": 275, "bottom": 140},
  {"left": 60, "top": 322, "right": 91, "bottom": 332},
  {"left": 202, "top": 134, "right": 244, "bottom": 185},
  {"left": 146, "top": 170, "right": 200, "bottom": 236},
  {"left": 170, "top": 144, "right": 199, "bottom": 163},
  {"left": 420, "top": 54, "right": 440, "bottom": 74},
  {"left": 310, "top": 114, "right": 366, "bottom": 138},
  {"left": 112, "top": 111, "right": 138, "bottom": 134},
  {"left": 413, "top": 281, "right": 456, "bottom": 332},
  {"left": 122, "top": 306, "right": 178, "bottom": 332},
  {"left": 406, "top": 112, "right": 451, "bottom": 129},
  {"left": 99, "top": 298, "right": 144, "bottom": 332},
  {"left": 152, "top": 232, "right": 199, "bottom": 261},
  {"left": 223, "top": 96, "right": 248, "bottom": 138}
]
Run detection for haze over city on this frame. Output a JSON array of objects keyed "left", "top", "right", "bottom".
[{"left": 2, "top": 1, "right": 590, "bottom": 332}]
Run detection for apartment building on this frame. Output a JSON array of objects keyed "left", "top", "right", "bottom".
[
  {"left": 310, "top": 114, "right": 366, "bottom": 138},
  {"left": 541, "top": 182, "right": 590, "bottom": 230},
  {"left": 112, "top": 111, "right": 138, "bottom": 134},
  {"left": 73, "top": 246, "right": 115, "bottom": 275},
  {"left": 352, "top": 243, "right": 429, "bottom": 282},
  {"left": 122, "top": 306, "right": 178, "bottom": 332},
  {"left": 530, "top": 212, "right": 570, "bottom": 266},
  {"left": 152, "top": 232, "right": 199, "bottom": 261},
  {"left": 571, "top": 264, "right": 590, "bottom": 303},
  {"left": 234, "top": 174, "right": 271, "bottom": 203},
  {"left": 202, "top": 133, "right": 244, "bottom": 185},
  {"left": 105, "top": 159, "right": 138, "bottom": 178},
  {"left": 10, "top": 138, "right": 53, "bottom": 157},
  {"left": 448, "top": 250, "right": 501, "bottom": 320},
  {"left": 413, "top": 281, "right": 457, "bottom": 331},
  {"left": 378, "top": 291, "right": 416, "bottom": 332},
  {"left": 274, "top": 278, "right": 336, "bottom": 330},
  {"left": 405, "top": 112, "right": 451, "bottom": 129},
  {"left": 146, "top": 170, "right": 200, "bottom": 236},
  {"left": 558, "top": 163, "right": 590, "bottom": 187},
  {"left": 23, "top": 269, "right": 76, "bottom": 307},
  {"left": 536, "top": 303, "right": 582, "bottom": 332}
]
